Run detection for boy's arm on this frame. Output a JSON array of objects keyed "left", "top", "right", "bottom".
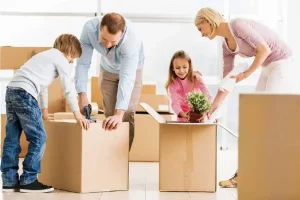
[
  {"left": 56, "top": 59, "right": 80, "bottom": 113},
  {"left": 39, "top": 87, "right": 50, "bottom": 120}
]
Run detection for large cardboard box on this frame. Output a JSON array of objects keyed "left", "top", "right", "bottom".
[
  {"left": 140, "top": 103, "right": 217, "bottom": 192},
  {"left": 141, "top": 81, "right": 156, "bottom": 94},
  {"left": 39, "top": 120, "right": 129, "bottom": 193},
  {"left": 91, "top": 77, "right": 103, "bottom": 109},
  {"left": 0, "top": 46, "right": 50, "bottom": 69},
  {"left": 239, "top": 94, "right": 300, "bottom": 200},
  {"left": 47, "top": 78, "right": 65, "bottom": 113},
  {"left": 91, "top": 77, "right": 159, "bottom": 110},
  {"left": 137, "top": 94, "right": 170, "bottom": 113},
  {"left": 129, "top": 113, "right": 176, "bottom": 162},
  {"left": 1, "top": 114, "right": 29, "bottom": 157}
]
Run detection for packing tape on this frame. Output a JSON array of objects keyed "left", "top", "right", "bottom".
[
  {"left": 90, "top": 102, "right": 99, "bottom": 116},
  {"left": 183, "top": 126, "right": 194, "bottom": 191}
]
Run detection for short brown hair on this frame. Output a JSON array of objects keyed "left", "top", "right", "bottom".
[
  {"left": 100, "top": 13, "right": 125, "bottom": 34},
  {"left": 53, "top": 34, "right": 82, "bottom": 58}
]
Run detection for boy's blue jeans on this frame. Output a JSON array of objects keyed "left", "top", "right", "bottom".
[{"left": 1, "top": 87, "right": 46, "bottom": 186}]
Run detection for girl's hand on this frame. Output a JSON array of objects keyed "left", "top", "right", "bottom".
[{"left": 179, "top": 111, "right": 190, "bottom": 122}]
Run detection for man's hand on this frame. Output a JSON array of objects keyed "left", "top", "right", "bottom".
[
  {"left": 42, "top": 108, "right": 50, "bottom": 120},
  {"left": 102, "top": 110, "right": 125, "bottom": 131},
  {"left": 78, "top": 93, "right": 89, "bottom": 115},
  {"left": 74, "top": 111, "right": 90, "bottom": 130}
]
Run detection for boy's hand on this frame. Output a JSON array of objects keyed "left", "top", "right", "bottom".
[
  {"left": 42, "top": 108, "right": 50, "bottom": 120},
  {"left": 78, "top": 93, "right": 89, "bottom": 115},
  {"left": 74, "top": 111, "right": 90, "bottom": 130}
]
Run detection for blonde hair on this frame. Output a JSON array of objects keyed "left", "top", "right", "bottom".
[
  {"left": 194, "top": 7, "right": 224, "bottom": 30},
  {"left": 53, "top": 34, "right": 82, "bottom": 58},
  {"left": 165, "top": 50, "right": 201, "bottom": 90}
]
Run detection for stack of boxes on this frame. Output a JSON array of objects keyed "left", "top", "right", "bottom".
[
  {"left": 0, "top": 46, "right": 218, "bottom": 193},
  {"left": 90, "top": 76, "right": 176, "bottom": 162}
]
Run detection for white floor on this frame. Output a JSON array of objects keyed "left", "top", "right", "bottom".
[{"left": 0, "top": 150, "right": 238, "bottom": 200}]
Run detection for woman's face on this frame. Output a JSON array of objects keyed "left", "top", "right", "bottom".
[{"left": 196, "top": 19, "right": 217, "bottom": 40}]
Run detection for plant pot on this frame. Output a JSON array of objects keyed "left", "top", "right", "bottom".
[{"left": 189, "top": 111, "right": 204, "bottom": 123}]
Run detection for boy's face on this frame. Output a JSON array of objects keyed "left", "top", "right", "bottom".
[
  {"left": 173, "top": 58, "right": 190, "bottom": 79},
  {"left": 99, "top": 26, "right": 123, "bottom": 49}
]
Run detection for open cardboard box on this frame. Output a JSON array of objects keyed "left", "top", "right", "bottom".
[
  {"left": 39, "top": 119, "right": 129, "bottom": 193},
  {"left": 129, "top": 113, "right": 176, "bottom": 162},
  {"left": 140, "top": 103, "right": 218, "bottom": 192}
]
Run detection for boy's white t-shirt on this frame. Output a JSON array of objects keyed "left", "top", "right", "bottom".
[{"left": 8, "top": 48, "right": 79, "bottom": 112}]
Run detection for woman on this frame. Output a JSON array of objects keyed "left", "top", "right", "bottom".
[{"left": 194, "top": 7, "right": 292, "bottom": 188}]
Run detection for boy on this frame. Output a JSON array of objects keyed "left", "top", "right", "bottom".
[{"left": 1, "top": 34, "right": 90, "bottom": 193}]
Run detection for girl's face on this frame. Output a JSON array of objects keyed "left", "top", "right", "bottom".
[{"left": 173, "top": 58, "right": 190, "bottom": 79}]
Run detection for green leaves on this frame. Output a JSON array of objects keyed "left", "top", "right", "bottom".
[{"left": 187, "top": 92, "right": 211, "bottom": 113}]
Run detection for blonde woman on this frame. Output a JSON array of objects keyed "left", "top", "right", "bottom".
[{"left": 195, "top": 8, "right": 292, "bottom": 188}]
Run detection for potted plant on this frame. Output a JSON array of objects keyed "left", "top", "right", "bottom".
[{"left": 187, "top": 92, "right": 211, "bottom": 123}]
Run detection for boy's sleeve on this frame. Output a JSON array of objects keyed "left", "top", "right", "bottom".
[
  {"left": 39, "top": 86, "right": 48, "bottom": 109},
  {"left": 56, "top": 58, "right": 80, "bottom": 112}
]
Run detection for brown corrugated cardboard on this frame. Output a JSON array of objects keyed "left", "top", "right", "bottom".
[
  {"left": 39, "top": 120, "right": 129, "bottom": 193},
  {"left": 238, "top": 94, "right": 300, "bottom": 200},
  {"left": 47, "top": 78, "right": 65, "bottom": 113},
  {"left": 140, "top": 103, "right": 217, "bottom": 192},
  {"left": 141, "top": 82, "right": 156, "bottom": 94},
  {"left": 129, "top": 113, "right": 176, "bottom": 162},
  {"left": 137, "top": 94, "right": 170, "bottom": 113},
  {"left": 91, "top": 77, "right": 158, "bottom": 111},
  {"left": 52, "top": 112, "right": 104, "bottom": 121},
  {"left": 0, "top": 46, "right": 50, "bottom": 69},
  {"left": 1, "top": 114, "right": 29, "bottom": 157},
  {"left": 91, "top": 77, "right": 103, "bottom": 109}
]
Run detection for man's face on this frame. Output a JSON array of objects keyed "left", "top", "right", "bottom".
[{"left": 99, "top": 26, "right": 123, "bottom": 49}]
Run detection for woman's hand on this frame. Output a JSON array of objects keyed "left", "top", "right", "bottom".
[{"left": 230, "top": 71, "right": 250, "bottom": 83}]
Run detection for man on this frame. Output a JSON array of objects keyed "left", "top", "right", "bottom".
[{"left": 75, "top": 13, "right": 144, "bottom": 150}]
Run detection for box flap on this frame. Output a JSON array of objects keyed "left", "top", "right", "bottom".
[
  {"left": 139, "top": 103, "right": 166, "bottom": 123},
  {"left": 218, "top": 123, "right": 238, "bottom": 138}
]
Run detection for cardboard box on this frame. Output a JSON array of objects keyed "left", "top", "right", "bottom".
[
  {"left": 137, "top": 94, "right": 170, "bottom": 113},
  {"left": 91, "top": 77, "right": 103, "bottom": 110},
  {"left": 0, "top": 46, "right": 50, "bottom": 69},
  {"left": 47, "top": 78, "right": 65, "bottom": 113},
  {"left": 52, "top": 112, "right": 104, "bottom": 121},
  {"left": 1, "top": 114, "right": 29, "bottom": 157},
  {"left": 39, "top": 120, "right": 129, "bottom": 193},
  {"left": 239, "top": 94, "right": 300, "bottom": 200},
  {"left": 129, "top": 113, "right": 176, "bottom": 162},
  {"left": 140, "top": 103, "right": 217, "bottom": 192},
  {"left": 141, "top": 81, "right": 156, "bottom": 94},
  {"left": 91, "top": 77, "right": 158, "bottom": 110}
]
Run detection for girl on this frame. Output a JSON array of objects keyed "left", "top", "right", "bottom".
[{"left": 166, "top": 50, "right": 212, "bottom": 122}]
